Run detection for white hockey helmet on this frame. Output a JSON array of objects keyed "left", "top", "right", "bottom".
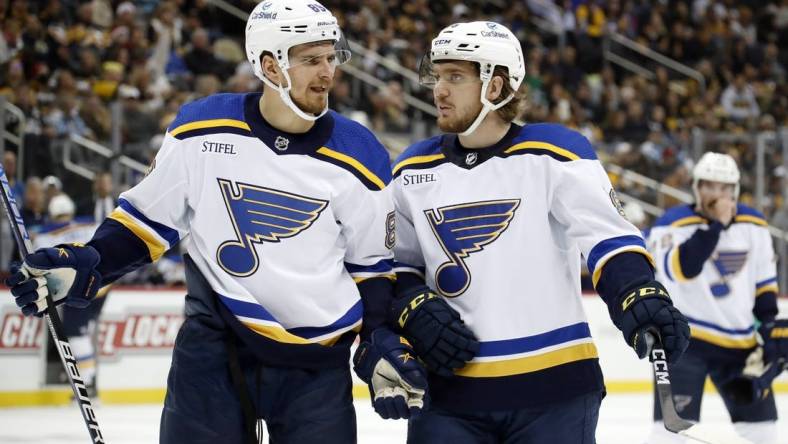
[
  {"left": 48, "top": 194, "right": 76, "bottom": 219},
  {"left": 419, "top": 21, "right": 525, "bottom": 136},
  {"left": 692, "top": 152, "right": 741, "bottom": 202},
  {"left": 245, "top": 0, "right": 350, "bottom": 121}
]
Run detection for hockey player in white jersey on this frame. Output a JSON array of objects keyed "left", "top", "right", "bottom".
[
  {"left": 391, "top": 21, "right": 691, "bottom": 443},
  {"left": 33, "top": 194, "right": 107, "bottom": 396},
  {"left": 646, "top": 152, "right": 788, "bottom": 444},
  {"left": 5, "top": 1, "right": 428, "bottom": 443}
]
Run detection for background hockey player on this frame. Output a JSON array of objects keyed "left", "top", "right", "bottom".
[
  {"left": 33, "top": 193, "right": 108, "bottom": 397},
  {"left": 390, "top": 21, "right": 691, "bottom": 443},
  {"left": 646, "top": 152, "right": 788, "bottom": 444},
  {"left": 5, "top": 1, "right": 427, "bottom": 442}
]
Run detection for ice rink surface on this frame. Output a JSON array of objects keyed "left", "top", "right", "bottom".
[{"left": 0, "top": 394, "right": 786, "bottom": 443}]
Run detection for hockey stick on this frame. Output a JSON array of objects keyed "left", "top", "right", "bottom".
[
  {"left": 0, "top": 165, "right": 104, "bottom": 443},
  {"left": 645, "top": 331, "right": 752, "bottom": 444}
]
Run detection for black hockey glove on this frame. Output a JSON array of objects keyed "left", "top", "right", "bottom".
[
  {"left": 721, "top": 346, "right": 786, "bottom": 406},
  {"left": 391, "top": 286, "right": 479, "bottom": 377},
  {"left": 614, "top": 280, "right": 690, "bottom": 363},
  {"left": 5, "top": 244, "right": 102, "bottom": 317},
  {"left": 758, "top": 318, "right": 788, "bottom": 365},
  {"left": 353, "top": 328, "right": 428, "bottom": 420}
]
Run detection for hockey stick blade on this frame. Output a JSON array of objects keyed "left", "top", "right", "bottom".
[
  {"left": 0, "top": 165, "right": 105, "bottom": 443},
  {"left": 646, "top": 331, "right": 753, "bottom": 444}
]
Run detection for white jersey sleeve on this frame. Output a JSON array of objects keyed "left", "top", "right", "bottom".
[
  {"left": 392, "top": 171, "right": 426, "bottom": 278},
  {"left": 550, "top": 155, "right": 651, "bottom": 286},
  {"left": 754, "top": 225, "right": 778, "bottom": 296},
  {"left": 109, "top": 133, "right": 188, "bottom": 261},
  {"left": 332, "top": 148, "right": 395, "bottom": 282}
]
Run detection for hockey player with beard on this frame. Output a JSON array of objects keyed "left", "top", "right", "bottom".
[
  {"left": 5, "top": 1, "right": 427, "bottom": 442},
  {"left": 646, "top": 152, "right": 787, "bottom": 444},
  {"left": 390, "top": 21, "right": 691, "bottom": 443}
]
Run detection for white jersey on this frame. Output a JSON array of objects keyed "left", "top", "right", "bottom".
[
  {"left": 33, "top": 219, "right": 98, "bottom": 250},
  {"left": 648, "top": 204, "right": 777, "bottom": 350},
  {"left": 107, "top": 93, "right": 394, "bottom": 355},
  {"left": 393, "top": 123, "right": 650, "bottom": 409}
]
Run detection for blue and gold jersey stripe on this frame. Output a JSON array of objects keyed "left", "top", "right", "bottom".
[
  {"left": 503, "top": 140, "right": 581, "bottom": 162},
  {"left": 686, "top": 316, "right": 756, "bottom": 349},
  {"left": 392, "top": 153, "right": 447, "bottom": 177},
  {"left": 755, "top": 276, "right": 778, "bottom": 297},
  {"left": 671, "top": 215, "right": 706, "bottom": 227},
  {"left": 107, "top": 199, "right": 179, "bottom": 261},
  {"left": 734, "top": 214, "right": 768, "bottom": 226},
  {"left": 666, "top": 247, "right": 689, "bottom": 282},
  {"left": 169, "top": 118, "right": 252, "bottom": 140},
  {"left": 690, "top": 328, "right": 757, "bottom": 349},
  {"left": 455, "top": 322, "right": 598, "bottom": 377},
  {"left": 314, "top": 146, "right": 387, "bottom": 190},
  {"left": 587, "top": 235, "right": 654, "bottom": 287},
  {"left": 218, "top": 294, "right": 363, "bottom": 346},
  {"left": 456, "top": 342, "right": 597, "bottom": 377}
]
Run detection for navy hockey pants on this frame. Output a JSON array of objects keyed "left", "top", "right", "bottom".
[
  {"left": 653, "top": 349, "right": 777, "bottom": 423},
  {"left": 407, "top": 390, "right": 602, "bottom": 444},
  {"left": 159, "top": 315, "right": 356, "bottom": 444},
  {"left": 62, "top": 292, "right": 107, "bottom": 337}
]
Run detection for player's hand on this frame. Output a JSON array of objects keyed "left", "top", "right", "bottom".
[
  {"left": 702, "top": 196, "right": 736, "bottom": 226},
  {"left": 758, "top": 318, "right": 788, "bottom": 365},
  {"left": 5, "top": 244, "right": 102, "bottom": 317},
  {"left": 353, "top": 329, "right": 428, "bottom": 420},
  {"left": 616, "top": 280, "right": 690, "bottom": 363},
  {"left": 391, "top": 286, "right": 479, "bottom": 377},
  {"left": 721, "top": 346, "right": 785, "bottom": 405}
]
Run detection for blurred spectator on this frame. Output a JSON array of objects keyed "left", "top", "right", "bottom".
[
  {"left": 42, "top": 175, "right": 62, "bottom": 209},
  {"left": 720, "top": 74, "right": 760, "bottom": 122},
  {"left": 45, "top": 92, "right": 91, "bottom": 138},
  {"left": 2, "top": 150, "right": 24, "bottom": 205},
  {"left": 21, "top": 176, "right": 45, "bottom": 231},
  {"left": 183, "top": 28, "right": 233, "bottom": 78},
  {"left": 77, "top": 171, "right": 115, "bottom": 222}
]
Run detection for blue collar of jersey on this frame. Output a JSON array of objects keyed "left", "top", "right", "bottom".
[
  {"left": 440, "top": 123, "right": 522, "bottom": 169},
  {"left": 243, "top": 93, "right": 334, "bottom": 155}
]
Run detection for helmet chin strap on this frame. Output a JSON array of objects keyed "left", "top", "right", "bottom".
[
  {"left": 260, "top": 66, "right": 329, "bottom": 122},
  {"left": 458, "top": 78, "right": 515, "bottom": 137}
]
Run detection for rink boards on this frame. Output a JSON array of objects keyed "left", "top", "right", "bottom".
[{"left": 0, "top": 288, "right": 786, "bottom": 406}]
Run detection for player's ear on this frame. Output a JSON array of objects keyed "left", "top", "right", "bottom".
[
  {"left": 261, "top": 53, "right": 282, "bottom": 87},
  {"left": 486, "top": 75, "right": 504, "bottom": 102}
]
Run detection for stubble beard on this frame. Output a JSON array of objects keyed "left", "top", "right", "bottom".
[{"left": 437, "top": 102, "right": 483, "bottom": 134}]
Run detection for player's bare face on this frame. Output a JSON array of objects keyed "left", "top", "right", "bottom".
[
  {"left": 431, "top": 62, "right": 483, "bottom": 133},
  {"left": 697, "top": 180, "right": 737, "bottom": 224},
  {"left": 287, "top": 42, "right": 337, "bottom": 115},
  {"left": 697, "top": 181, "right": 736, "bottom": 206}
]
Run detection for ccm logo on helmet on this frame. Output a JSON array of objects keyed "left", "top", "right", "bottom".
[{"left": 434, "top": 39, "right": 452, "bottom": 46}]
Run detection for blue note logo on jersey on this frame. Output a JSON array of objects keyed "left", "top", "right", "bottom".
[
  {"left": 709, "top": 250, "right": 748, "bottom": 297},
  {"left": 217, "top": 179, "right": 328, "bottom": 277},
  {"left": 425, "top": 199, "right": 520, "bottom": 297}
]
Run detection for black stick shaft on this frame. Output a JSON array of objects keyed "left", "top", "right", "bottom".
[{"left": 0, "top": 165, "right": 104, "bottom": 443}]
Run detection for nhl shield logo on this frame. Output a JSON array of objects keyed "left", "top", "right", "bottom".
[
  {"left": 274, "top": 136, "right": 290, "bottom": 151},
  {"left": 465, "top": 152, "right": 478, "bottom": 166}
]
